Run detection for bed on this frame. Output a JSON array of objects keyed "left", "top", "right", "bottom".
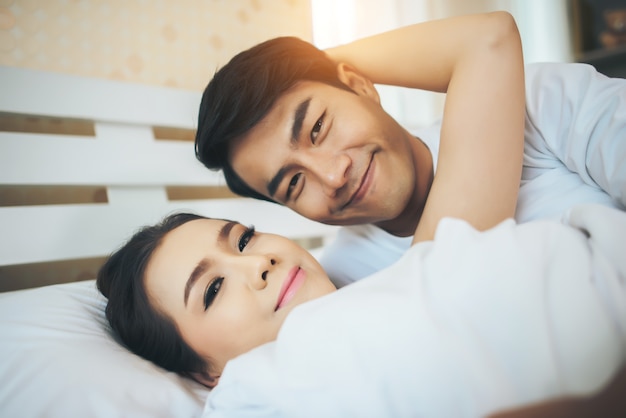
[
  {"left": 0, "top": 66, "right": 338, "bottom": 417},
  {"left": 2, "top": 64, "right": 626, "bottom": 418}
]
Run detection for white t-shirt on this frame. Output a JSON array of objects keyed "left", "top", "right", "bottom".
[
  {"left": 203, "top": 205, "right": 626, "bottom": 418},
  {"left": 321, "top": 62, "right": 626, "bottom": 287}
]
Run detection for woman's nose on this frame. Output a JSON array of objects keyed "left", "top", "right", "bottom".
[{"left": 246, "top": 255, "right": 276, "bottom": 290}]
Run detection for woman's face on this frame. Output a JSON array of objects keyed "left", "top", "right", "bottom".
[{"left": 144, "top": 218, "right": 335, "bottom": 377}]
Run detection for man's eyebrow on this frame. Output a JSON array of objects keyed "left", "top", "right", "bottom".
[
  {"left": 183, "top": 220, "right": 237, "bottom": 307},
  {"left": 267, "top": 166, "right": 288, "bottom": 198},
  {"left": 267, "top": 97, "right": 311, "bottom": 198},
  {"left": 291, "top": 97, "right": 311, "bottom": 142}
]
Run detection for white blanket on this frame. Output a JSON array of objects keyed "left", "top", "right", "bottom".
[{"left": 203, "top": 205, "right": 626, "bottom": 418}]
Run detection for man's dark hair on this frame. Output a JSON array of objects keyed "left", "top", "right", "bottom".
[
  {"left": 195, "top": 36, "right": 351, "bottom": 202},
  {"left": 97, "top": 212, "right": 216, "bottom": 386}
]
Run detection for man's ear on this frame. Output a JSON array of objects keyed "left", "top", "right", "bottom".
[
  {"left": 336, "top": 63, "right": 380, "bottom": 104},
  {"left": 191, "top": 372, "right": 220, "bottom": 389}
]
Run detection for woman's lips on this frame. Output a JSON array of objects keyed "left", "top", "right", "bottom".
[{"left": 275, "top": 267, "right": 306, "bottom": 311}]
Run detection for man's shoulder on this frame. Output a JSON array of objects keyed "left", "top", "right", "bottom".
[
  {"left": 319, "top": 224, "right": 413, "bottom": 287},
  {"left": 524, "top": 61, "right": 599, "bottom": 87},
  {"left": 333, "top": 224, "right": 412, "bottom": 246}
]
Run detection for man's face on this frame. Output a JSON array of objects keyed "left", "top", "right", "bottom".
[{"left": 229, "top": 79, "right": 429, "bottom": 229}]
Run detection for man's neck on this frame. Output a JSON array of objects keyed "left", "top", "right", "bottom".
[{"left": 375, "top": 135, "right": 434, "bottom": 237}]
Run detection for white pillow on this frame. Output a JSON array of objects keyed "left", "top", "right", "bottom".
[{"left": 0, "top": 280, "right": 208, "bottom": 417}]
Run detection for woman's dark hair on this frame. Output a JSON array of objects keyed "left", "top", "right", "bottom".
[
  {"left": 195, "top": 36, "right": 353, "bottom": 202},
  {"left": 96, "top": 212, "right": 216, "bottom": 386}
]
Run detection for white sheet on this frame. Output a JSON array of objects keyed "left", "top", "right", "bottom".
[
  {"left": 204, "top": 205, "right": 626, "bottom": 418},
  {"left": 0, "top": 280, "right": 208, "bottom": 417}
]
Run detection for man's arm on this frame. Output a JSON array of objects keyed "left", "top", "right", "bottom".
[{"left": 325, "top": 12, "right": 526, "bottom": 243}]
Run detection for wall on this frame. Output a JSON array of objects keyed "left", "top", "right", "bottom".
[
  {"left": 0, "top": 0, "right": 313, "bottom": 288},
  {"left": 0, "top": 0, "right": 313, "bottom": 91}
]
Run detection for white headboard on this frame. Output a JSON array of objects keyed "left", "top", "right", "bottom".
[{"left": 0, "top": 66, "right": 337, "bottom": 291}]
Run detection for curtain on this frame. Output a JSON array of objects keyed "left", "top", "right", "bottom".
[{"left": 311, "top": 0, "right": 574, "bottom": 129}]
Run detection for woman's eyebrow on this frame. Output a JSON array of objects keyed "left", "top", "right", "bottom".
[
  {"left": 184, "top": 260, "right": 208, "bottom": 307},
  {"left": 183, "top": 221, "right": 237, "bottom": 306}
]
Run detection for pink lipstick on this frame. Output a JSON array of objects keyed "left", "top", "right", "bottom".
[{"left": 275, "top": 267, "right": 306, "bottom": 310}]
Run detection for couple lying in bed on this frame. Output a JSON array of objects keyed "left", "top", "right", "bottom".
[{"left": 98, "top": 11, "right": 626, "bottom": 417}]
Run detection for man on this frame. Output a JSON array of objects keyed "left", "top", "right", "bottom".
[{"left": 195, "top": 12, "right": 626, "bottom": 287}]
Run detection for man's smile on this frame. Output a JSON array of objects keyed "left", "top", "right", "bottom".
[{"left": 341, "top": 152, "right": 375, "bottom": 212}]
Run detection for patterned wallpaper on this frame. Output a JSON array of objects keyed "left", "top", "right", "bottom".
[{"left": 0, "top": 0, "right": 313, "bottom": 90}]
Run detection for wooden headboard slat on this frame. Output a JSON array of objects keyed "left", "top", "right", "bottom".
[
  {"left": 0, "top": 67, "right": 201, "bottom": 128},
  {"left": 0, "top": 197, "right": 336, "bottom": 266},
  {"left": 0, "top": 65, "right": 338, "bottom": 290},
  {"left": 0, "top": 128, "right": 221, "bottom": 186}
]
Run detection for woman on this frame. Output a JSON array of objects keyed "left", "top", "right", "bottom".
[{"left": 97, "top": 204, "right": 626, "bottom": 417}]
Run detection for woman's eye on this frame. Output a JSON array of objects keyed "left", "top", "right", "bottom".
[
  {"left": 204, "top": 277, "right": 223, "bottom": 310},
  {"left": 310, "top": 113, "right": 324, "bottom": 143},
  {"left": 238, "top": 226, "right": 255, "bottom": 252},
  {"left": 286, "top": 173, "right": 301, "bottom": 200}
]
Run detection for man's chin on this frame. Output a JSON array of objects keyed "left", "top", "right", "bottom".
[{"left": 321, "top": 214, "right": 392, "bottom": 228}]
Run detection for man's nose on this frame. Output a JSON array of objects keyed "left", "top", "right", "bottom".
[{"left": 309, "top": 152, "right": 351, "bottom": 196}]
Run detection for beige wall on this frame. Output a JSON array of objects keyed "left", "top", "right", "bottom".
[{"left": 0, "top": 0, "right": 312, "bottom": 90}]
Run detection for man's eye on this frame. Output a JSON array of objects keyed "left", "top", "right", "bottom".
[
  {"left": 310, "top": 113, "right": 324, "bottom": 144},
  {"left": 204, "top": 277, "right": 223, "bottom": 310},
  {"left": 286, "top": 173, "right": 301, "bottom": 199},
  {"left": 238, "top": 226, "right": 255, "bottom": 252}
]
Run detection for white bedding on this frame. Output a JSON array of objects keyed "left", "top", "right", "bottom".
[
  {"left": 1, "top": 206, "right": 624, "bottom": 417},
  {"left": 0, "top": 279, "right": 209, "bottom": 417},
  {"left": 204, "top": 205, "right": 626, "bottom": 418}
]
